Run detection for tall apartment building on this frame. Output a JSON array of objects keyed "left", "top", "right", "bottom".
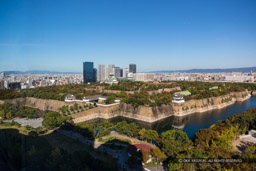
[
  {"left": 105, "top": 68, "right": 109, "bottom": 78},
  {"left": 122, "top": 68, "right": 129, "bottom": 78},
  {"left": 108, "top": 64, "right": 115, "bottom": 74},
  {"left": 129, "top": 64, "right": 136, "bottom": 73},
  {"left": 0, "top": 72, "right": 5, "bottom": 78},
  {"left": 98, "top": 64, "right": 106, "bottom": 82},
  {"left": 0, "top": 80, "right": 4, "bottom": 89},
  {"left": 83, "top": 62, "right": 96, "bottom": 83}
]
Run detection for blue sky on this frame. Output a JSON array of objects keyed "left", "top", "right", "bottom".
[{"left": 0, "top": 0, "right": 255, "bottom": 72}]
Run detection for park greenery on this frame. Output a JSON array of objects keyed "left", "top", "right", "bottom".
[
  {"left": 105, "top": 81, "right": 144, "bottom": 91},
  {"left": 1, "top": 81, "right": 255, "bottom": 108},
  {"left": 42, "top": 111, "right": 71, "bottom": 129},
  {"left": 0, "top": 103, "right": 38, "bottom": 119},
  {"left": 0, "top": 84, "right": 100, "bottom": 101},
  {"left": 60, "top": 103, "right": 97, "bottom": 115},
  {"left": 105, "top": 94, "right": 116, "bottom": 104},
  {"left": 61, "top": 108, "right": 256, "bottom": 170},
  {"left": 0, "top": 103, "right": 118, "bottom": 170},
  {"left": 98, "top": 136, "right": 132, "bottom": 144},
  {"left": 1, "top": 95, "right": 256, "bottom": 170}
]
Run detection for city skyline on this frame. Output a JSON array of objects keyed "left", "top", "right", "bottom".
[{"left": 0, "top": 0, "right": 256, "bottom": 72}]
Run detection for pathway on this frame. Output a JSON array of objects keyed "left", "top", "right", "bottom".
[
  {"left": 104, "top": 131, "right": 157, "bottom": 148},
  {"left": 57, "top": 129, "right": 160, "bottom": 171},
  {"left": 57, "top": 129, "right": 131, "bottom": 170}
]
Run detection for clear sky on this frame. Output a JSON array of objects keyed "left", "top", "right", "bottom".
[{"left": 0, "top": 0, "right": 255, "bottom": 72}]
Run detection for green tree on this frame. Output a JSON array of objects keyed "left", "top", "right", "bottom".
[
  {"left": 74, "top": 103, "right": 78, "bottom": 111},
  {"left": 45, "top": 147, "right": 68, "bottom": 170},
  {"left": 126, "top": 122, "right": 139, "bottom": 137},
  {"left": 194, "top": 129, "right": 219, "bottom": 148},
  {"left": 144, "top": 129, "right": 159, "bottom": 143},
  {"left": 161, "top": 130, "right": 192, "bottom": 158},
  {"left": 6, "top": 111, "right": 13, "bottom": 119},
  {"left": 28, "top": 145, "right": 37, "bottom": 156},
  {"left": 141, "top": 149, "right": 150, "bottom": 163},
  {"left": 105, "top": 95, "right": 115, "bottom": 104},
  {"left": 42, "top": 112, "right": 69, "bottom": 129},
  {"left": 139, "top": 128, "right": 147, "bottom": 140},
  {"left": 152, "top": 147, "right": 165, "bottom": 161},
  {"left": 0, "top": 110, "right": 5, "bottom": 118},
  {"left": 242, "top": 144, "right": 256, "bottom": 170}
]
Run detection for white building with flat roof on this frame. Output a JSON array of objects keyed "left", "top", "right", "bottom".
[
  {"left": 98, "top": 64, "right": 106, "bottom": 82},
  {"left": 122, "top": 68, "right": 129, "bottom": 78},
  {"left": 133, "top": 73, "right": 155, "bottom": 82}
]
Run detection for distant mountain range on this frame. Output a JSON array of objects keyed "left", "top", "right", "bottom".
[
  {"left": 150, "top": 66, "right": 256, "bottom": 73},
  {"left": 1, "top": 66, "right": 256, "bottom": 75},
  {"left": 1, "top": 70, "right": 81, "bottom": 75}
]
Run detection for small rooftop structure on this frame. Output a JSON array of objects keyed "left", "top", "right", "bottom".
[
  {"left": 209, "top": 86, "right": 218, "bottom": 91},
  {"left": 65, "top": 94, "right": 76, "bottom": 102},
  {"left": 172, "top": 94, "right": 185, "bottom": 103},
  {"left": 174, "top": 90, "right": 191, "bottom": 96},
  {"left": 83, "top": 95, "right": 107, "bottom": 102}
]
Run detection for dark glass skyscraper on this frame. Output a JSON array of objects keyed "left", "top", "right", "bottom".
[
  {"left": 83, "top": 62, "right": 96, "bottom": 83},
  {"left": 129, "top": 64, "right": 136, "bottom": 73},
  {"left": 114, "top": 67, "right": 121, "bottom": 78}
]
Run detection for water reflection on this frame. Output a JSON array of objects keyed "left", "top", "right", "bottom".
[{"left": 85, "top": 96, "right": 256, "bottom": 139}]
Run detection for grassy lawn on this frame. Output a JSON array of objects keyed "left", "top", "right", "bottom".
[
  {"left": 0, "top": 124, "right": 29, "bottom": 135},
  {"left": 99, "top": 136, "right": 132, "bottom": 144}
]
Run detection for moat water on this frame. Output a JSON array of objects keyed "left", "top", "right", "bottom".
[{"left": 86, "top": 96, "right": 256, "bottom": 139}]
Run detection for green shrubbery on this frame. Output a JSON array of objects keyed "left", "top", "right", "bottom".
[
  {"left": 0, "top": 103, "right": 38, "bottom": 119},
  {"left": 0, "top": 81, "right": 255, "bottom": 108},
  {"left": 105, "top": 81, "right": 143, "bottom": 91},
  {"left": 42, "top": 112, "right": 71, "bottom": 129}
]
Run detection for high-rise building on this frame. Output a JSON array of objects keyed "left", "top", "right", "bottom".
[
  {"left": 83, "top": 62, "right": 96, "bottom": 83},
  {"left": 98, "top": 64, "right": 106, "bottom": 82},
  {"left": 122, "top": 68, "right": 129, "bottom": 78},
  {"left": 94, "top": 68, "right": 97, "bottom": 82},
  {"left": 108, "top": 64, "right": 115, "bottom": 74},
  {"left": 0, "top": 72, "right": 5, "bottom": 78},
  {"left": 129, "top": 64, "right": 136, "bottom": 73},
  {"left": 114, "top": 67, "right": 121, "bottom": 78},
  {"left": 120, "top": 69, "right": 123, "bottom": 77},
  {"left": 105, "top": 68, "right": 109, "bottom": 78},
  {"left": 0, "top": 80, "right": 4, "bottom": 89}
]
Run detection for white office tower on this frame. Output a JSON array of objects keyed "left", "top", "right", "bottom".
[
  {"left": 122, "top": 68, "right": 129, "bottom": 78},
  {"left": 0, "top": 72, "right": 5, "bottom": 78},
  {"left": 28, "top": 77, "right": 33, "bottom": 87},
  {"left": 98, "top": 64, "right": 106, "bottom": 82},
  {"left": 105, "top": 68, "right": 109, "bottom": 79},
  {"left": 127, "top": 72, "right": 134, "bottom": 81},
  {"left": 108, "top": 64, "right": 115, "bottom": 74}
]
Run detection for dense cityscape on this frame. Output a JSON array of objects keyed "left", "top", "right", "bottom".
[{"left": 0, "top": 62, "right": 255, "bottom": 90}]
